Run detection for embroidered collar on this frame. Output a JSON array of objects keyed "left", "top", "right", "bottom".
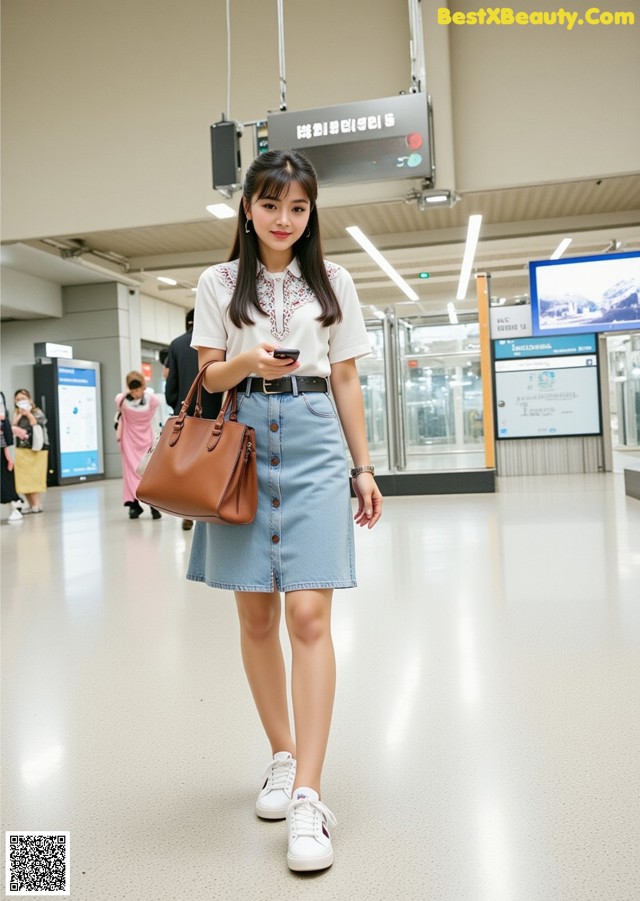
[
  {"left": 257, "top": 258, "right": 302, "bottom": 280},
  {"left": 215, "top": 258, "right": 340, "bottom": 341}
]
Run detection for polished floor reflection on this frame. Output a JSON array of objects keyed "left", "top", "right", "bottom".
[{"left": 2, "top": 475, "right": 639, "bottom": 901}]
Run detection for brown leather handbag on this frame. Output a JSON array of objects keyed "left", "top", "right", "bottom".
[{"left": 136, "top": 363, "right": 257, "bottom": 524}]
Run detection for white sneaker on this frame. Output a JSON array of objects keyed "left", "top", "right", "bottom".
[
  {"left": 286, "top": 787, "right": 337, "bottom": 872},
  {"left": 8, "top": 509, "right": 23, "bottom": 523},
  {"left": 256, "top": 752, "right": 296, "bottom": 820}
]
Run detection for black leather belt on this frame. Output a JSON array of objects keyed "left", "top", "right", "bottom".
[{"left": 238, "top": 376, "right": 328, "bottom": 395}]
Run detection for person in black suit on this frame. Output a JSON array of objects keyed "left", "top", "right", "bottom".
[{"left": 164, "top": 309, "right": 222, "bottom": 529}]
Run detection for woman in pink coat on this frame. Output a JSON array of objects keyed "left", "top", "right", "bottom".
[{"left": 115, "top": 371, "right": 162, "bottom": 520}]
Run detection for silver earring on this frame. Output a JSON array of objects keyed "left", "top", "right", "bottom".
[
  {"left": 245, "top": 220, "right": 251, "bottom": 234},
  {"left": 305, "top": 228, "right": 311, "bottom": 238}
]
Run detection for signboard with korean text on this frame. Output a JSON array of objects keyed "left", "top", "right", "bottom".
[
  {"left": 267, "top": 93, "right": 433, "bottom": 186},
  {"left": 493, "top": 334, "right": 601, "bottom": 439},
  {"left": 489, "top": 304, "right": 532, "bottom": 338}
]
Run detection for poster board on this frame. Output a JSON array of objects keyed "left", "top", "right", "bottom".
[{"left": 493, "top": 335, "right": 601, "bottom": 439}]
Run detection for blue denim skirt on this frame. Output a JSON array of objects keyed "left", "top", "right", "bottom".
[{"left": 186, "top": 385, "right": 356, "bottom": 592}]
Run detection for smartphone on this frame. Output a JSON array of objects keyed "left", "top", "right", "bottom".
[{"left": 273, "top": 348, "right": 300, "bottom": 361}]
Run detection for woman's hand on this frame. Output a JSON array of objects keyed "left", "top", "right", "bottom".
[
  {"left": 12, "top": 426, "right": 29, "bottom": 441},
  {"left": 249, "top": 343, "right": 301, "bottom": 380},
  {"left": 197, "top": 344, "right": 301, "bottom": 393},
  {"left": 352, "top": 472, "right": 383, "bottom": 528}
]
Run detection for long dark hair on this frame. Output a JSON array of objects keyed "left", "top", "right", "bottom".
[{"left": 227, "top": 150, "right": 342, "bottom": 328}]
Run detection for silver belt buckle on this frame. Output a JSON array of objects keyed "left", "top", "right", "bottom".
[{"left": 262, "top": 379, "right": 278, "bottom": 394}]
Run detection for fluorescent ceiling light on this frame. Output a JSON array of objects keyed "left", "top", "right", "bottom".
[
  {"left": 346, "top": 226, "right": 419, "bottom": 302},
  {"left": 157, "top": 276, "right": 178, "bottom": 286},
  {"left": 550, "top": 237, "right": 572, "bottom": 259},
  {"left": 414, "top": 188, "right": 461, "bottom": 210},
  {"left": 447, "top": 302, "right": 459, "bottom": 324},
  {"left": 206, "top": 203, "right": 237, "bottom": 219},
  {"left": 425, "top": 194, "right": 450, "bottom": 205},
  {"left": 456, "top": 214, "right": 482, "bottom": 301}
]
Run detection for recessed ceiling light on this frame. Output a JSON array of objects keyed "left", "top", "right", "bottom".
[
  {"left": 157, "top": 276, "right": 178, "bottom": 286},
  {"left": 206, "top": 203, "right": 237, "bottom": 219}
]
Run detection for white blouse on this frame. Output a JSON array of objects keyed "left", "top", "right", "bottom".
[{"left": 191, "top": 257, "right": 371, "bottom": 378}]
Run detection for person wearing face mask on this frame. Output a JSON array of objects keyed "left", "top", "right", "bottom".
[
  {"left": 11, "top": 388, "right": 48, "bottom": 514},
  {"left": 115, "top": 371, "right": 162, "bottom": 520},
  {"left": 1, "top": 390, "right": 23, "bottom": 523}
]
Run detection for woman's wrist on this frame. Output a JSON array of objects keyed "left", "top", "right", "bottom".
[{"left": 350, "top": 465, "right": 375, "bottom": 478}]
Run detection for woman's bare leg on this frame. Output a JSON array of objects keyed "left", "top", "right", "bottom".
[
  {"left": 235, "top": 590, "right": 295, "bottom": 756},
  {"left": 285, "top": 589, "right": 335, "bottom": 796}
]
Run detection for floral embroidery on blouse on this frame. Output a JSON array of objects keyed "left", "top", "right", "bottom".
[{"left": 216, "top": 261, "right": 341, "bottom": 342}]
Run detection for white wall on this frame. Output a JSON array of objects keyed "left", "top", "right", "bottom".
[
  {"left": 446, "top": 0, "right": 640, "bottom": 190},
  {"left": 0, "top": 268, "right": 63, "bottom": 319},
  {"left": 139, "top": 294, "right": 187, "bottom": 346},
  {"left": 2, "top": 0, "right": 637, "bottom": 243},
  {"left": 0, "top": 0, "right": 412, "bottom": 239}
]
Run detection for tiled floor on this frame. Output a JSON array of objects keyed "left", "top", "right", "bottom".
[{"left": 2, "top": 474, "right": 639, "bottom": 901}]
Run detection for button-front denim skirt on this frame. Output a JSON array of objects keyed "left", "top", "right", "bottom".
[{"left": 186, "top": 387, "right": 356, "bottom": 592}]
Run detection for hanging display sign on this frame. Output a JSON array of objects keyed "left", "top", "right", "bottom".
[
  {"left": 34, "top": 342, "right": 73, "bottom": 359},
  {"left": 267, "top": 93, "right": 433, "bottom": 186}
]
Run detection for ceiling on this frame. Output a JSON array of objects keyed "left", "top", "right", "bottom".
[{"left": 3, "top": 172, "right": 640, "bottom": 323}]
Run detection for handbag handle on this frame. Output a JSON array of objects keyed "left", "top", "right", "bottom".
[{"left": 169, "top": 362, "right": 239, "bottom": 448}]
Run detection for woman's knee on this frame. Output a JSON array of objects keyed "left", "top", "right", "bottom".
[
  {"left": 236, "top": 593, "right": 280, "bottom": 640},
  {"left": 286, "top": 594, "right": 331, "bottom": 644}
]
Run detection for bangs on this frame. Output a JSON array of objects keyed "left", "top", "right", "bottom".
[{"left": 254, "top": 164, "right": 316, "bottom": 204}]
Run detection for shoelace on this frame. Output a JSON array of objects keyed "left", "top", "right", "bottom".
[
  {"left": 288, "top": 797, "right": 337, "bottom": 838},
  {"left": 262, "top": 758, "right": 295, "bottom": 792}
]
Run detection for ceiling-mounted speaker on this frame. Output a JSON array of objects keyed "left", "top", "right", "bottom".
[{"left": 210, "top": 119, "right": 242, "bottom": 195}]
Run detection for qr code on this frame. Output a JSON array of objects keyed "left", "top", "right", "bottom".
[{"left": 5, "top": 832, "right": 70, "bottom": 896}]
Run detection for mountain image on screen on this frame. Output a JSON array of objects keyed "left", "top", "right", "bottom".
[{"left": 539, "top": 278, "right": 640, "bottom": 326}]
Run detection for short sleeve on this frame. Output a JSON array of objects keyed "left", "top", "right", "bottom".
[
  {"left": 191, "top": 267, "right": 229, "bottom": 351},
  {"left": 327, "top": 266, "right": 371, "bottom": 364}
]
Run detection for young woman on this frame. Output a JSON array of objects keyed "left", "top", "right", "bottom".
[
  {"left": 12, "top": 388, "right": 48, "bottom": 513},
  {"left": 187, "top": 150, "right": 382, "bottom": 872},
  {"left": 115, "top": 372, "right": 162, "bottom": 520}
]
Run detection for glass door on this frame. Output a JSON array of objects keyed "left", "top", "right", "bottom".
[
  {"left": 360, "top": 313, "right": 486, "bottom": 474},
  {"left": 360, "top": 321, "right": 391, "bottom": 473},
  {"left": 397, "top": 319, "right": 485, "bottom": 471},
  {"left": 607, "top": 333, "right": 640, "bottom": 450}
]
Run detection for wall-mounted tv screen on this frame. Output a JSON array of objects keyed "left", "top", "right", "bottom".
[{"left": 530, "top": 250, "right": 640, "bottom": 336}]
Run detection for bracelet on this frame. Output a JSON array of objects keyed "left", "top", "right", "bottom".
[{"left": 350, "top": 465, "right": 375, "bottom": 478}]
